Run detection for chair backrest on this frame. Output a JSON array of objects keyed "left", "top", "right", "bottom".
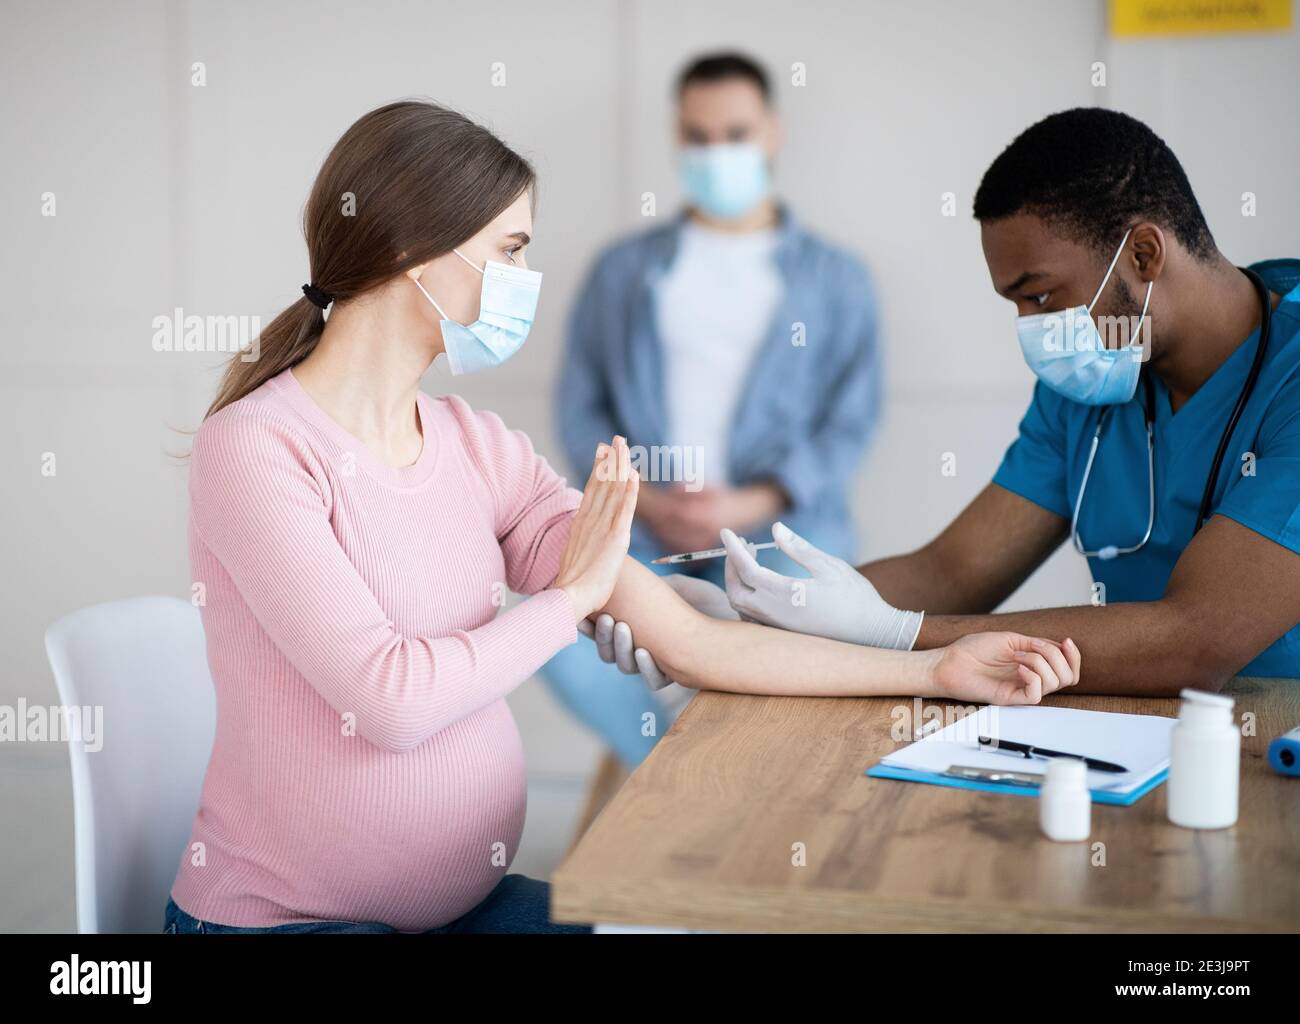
[{"left": 44, "top": 596, "right": 216, "bottom": 933}]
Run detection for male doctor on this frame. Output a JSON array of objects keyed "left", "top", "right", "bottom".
[{"left": 604, "top": 107, "right": 1300, "bottom": 695}]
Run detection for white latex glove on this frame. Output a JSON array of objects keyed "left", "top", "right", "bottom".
[
  {"left": 721, "top": 522, "right": 924, "bottom": 649},
  {"left": 577, "top": 573, "right": 737, "bottom": 690}
]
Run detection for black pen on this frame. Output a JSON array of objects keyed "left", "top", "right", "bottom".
[{"left": 977, "top": 735, "right": 1128, "bottom": 774}]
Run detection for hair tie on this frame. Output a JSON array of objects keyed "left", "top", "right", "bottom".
[{"left": 301, "top": 283, "right": 334, "bottom": 309}]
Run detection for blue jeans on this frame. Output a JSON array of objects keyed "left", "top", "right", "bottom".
[
  {"left": 163, "top": 874, "right": 591, "bottom": 934},
  {"left": 539, "top": 529, "right": 838, "bottom": 770}
]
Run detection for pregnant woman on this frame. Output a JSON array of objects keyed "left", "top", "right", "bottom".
[{"left": 165, "top": 100, "right": 1080, "bottom": 936}]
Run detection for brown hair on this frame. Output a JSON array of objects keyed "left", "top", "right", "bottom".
[{"left": 205, "top": 100, "right": 535, "bottom": 418}]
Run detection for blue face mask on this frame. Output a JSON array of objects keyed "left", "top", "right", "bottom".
[
  {"left": 1015, "top": 228, "right": 1153, "bottom": 406},
  {"left": 680, "top": 142, "right": 770, "bottom": 219},
  {"left": 414, "top": 249, "right": 542, "bottom": 375}
]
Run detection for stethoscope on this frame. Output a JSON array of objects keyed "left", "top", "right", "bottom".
[{"left": 1071, "top": 267, "right": 1274, "bottom": 560}]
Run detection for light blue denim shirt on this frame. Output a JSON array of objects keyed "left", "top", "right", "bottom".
[{"left": 555, "top": 206, "right": 882, "bottom": 560}]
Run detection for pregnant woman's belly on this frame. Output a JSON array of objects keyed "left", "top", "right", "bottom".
[{"left": 175, "top": 698, "right": 528, "bottom": 933}]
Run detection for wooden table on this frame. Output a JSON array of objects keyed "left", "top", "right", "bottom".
[{"left": 552, "top": 677, "right": 1300, "bottom": 932}]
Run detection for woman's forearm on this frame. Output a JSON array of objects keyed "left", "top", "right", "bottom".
[{"left": 593, "top": 556, "right": 942, "bottom": 697}]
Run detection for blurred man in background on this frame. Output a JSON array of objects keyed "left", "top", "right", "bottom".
[{"left": 542, "top": 52, "right": 883, "bottom": 767}]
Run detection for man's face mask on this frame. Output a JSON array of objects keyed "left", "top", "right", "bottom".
[
  {"left": 413, "top": 249, "right": 542, "bottom": 375},
  {"left": 1015, "top": 228, "right": 1153, "bottom": 405},
  {"left": 679, "top": 142, "right": 770, "bottom": 220}
]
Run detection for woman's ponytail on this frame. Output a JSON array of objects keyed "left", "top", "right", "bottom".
[{"left": 206, "top": 296, "right": 326, "bottom": 418}]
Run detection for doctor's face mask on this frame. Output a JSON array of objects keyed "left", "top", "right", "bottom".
[{"left": 1015, "top": 229, "right": 1153, "bottom": 406}]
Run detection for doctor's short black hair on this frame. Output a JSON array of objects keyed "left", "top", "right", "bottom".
[
  {"left": 973, "top": 108, "right": 1217, "bottom": 261},
  {"left": 677, "top": 52, "right": 772, "bottom": 105}
]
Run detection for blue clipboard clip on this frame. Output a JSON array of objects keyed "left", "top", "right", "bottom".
[{"left": 945, "top": 765, "right": 1041, "bottom": 787}]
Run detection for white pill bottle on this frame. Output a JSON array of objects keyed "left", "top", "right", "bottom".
[
  {"left": 1167, "top": 688, "right": 1240, "bottom": 830},
  {"left": 1039, "top": 758, "right": 1091, "bottom": 841}
]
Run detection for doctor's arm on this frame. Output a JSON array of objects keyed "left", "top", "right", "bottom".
[
  {"left": 909, "top": 514, "right": 1300, "bottom": 696},
  {"left": 901, "top": 383, "right": 1300, "bottom": 694},
  {"left": 560, "top": 440, "right": 1080, "bottom": 704},
  {"left": 594, "top": 481, "right": 1071, "bottom": 685},
  {"left": 858, "top": 482, "right": 1070, "bottom": 614},
  {"left": 593, "top": 552, "right": 1081, "bottom": 704},
  {"left": 698, "top": 385, "right": 1077, "bottom": 651}
]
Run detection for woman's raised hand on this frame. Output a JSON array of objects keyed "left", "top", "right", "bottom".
[
  {"left": 929, "top": 632, "right": 1082, "bottom": 705},
  {"left": 553, "top": 436, "right": 639, "bottom": 621}
]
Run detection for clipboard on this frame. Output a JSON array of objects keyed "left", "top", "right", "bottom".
[
  {"left": 865, "top": 704, "right": 1174, "bottom": 806},
  {"left": 865, "top": 762, "right": 1168, "bottom": 806}
]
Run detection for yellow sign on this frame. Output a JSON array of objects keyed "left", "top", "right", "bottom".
[{"left": 1110, "top": 0, "right": 1293, "bottom": 36}]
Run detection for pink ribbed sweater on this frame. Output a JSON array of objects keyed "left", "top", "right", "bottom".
[{"left": 170, "top": 367, "right": 582, "bottom": 932}]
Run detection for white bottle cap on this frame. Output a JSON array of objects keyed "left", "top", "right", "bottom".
[
  {"left": 1043, "top": 757, "right": 1088, "bottom": 787},
  {"left": 1178, "top": 688, "right": 1234, "bottom": 727}
]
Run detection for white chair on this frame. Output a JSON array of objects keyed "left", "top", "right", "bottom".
[{"left": 45, "top": 596, "right": 216, "bottom": 933}]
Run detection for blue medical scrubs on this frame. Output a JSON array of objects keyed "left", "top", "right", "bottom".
[{"left": 993, "top": 259, "right": 1300, "bottom": 677}]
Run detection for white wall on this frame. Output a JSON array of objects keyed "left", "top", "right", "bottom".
[{"left": 2, "top": 1, "right": 1297, "bottom": 783}]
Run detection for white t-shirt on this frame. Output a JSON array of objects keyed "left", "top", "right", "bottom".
[{"left": 653, "top": 220, "right": 783, "bottom": 488}]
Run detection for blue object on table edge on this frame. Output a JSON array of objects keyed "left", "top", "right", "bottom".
[
  {"left": 1268, "top": 730, "right": 1300, "bottom": 776},
  {"left": 865, "top": 765, "right": 1168, "bottom": 806}
]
